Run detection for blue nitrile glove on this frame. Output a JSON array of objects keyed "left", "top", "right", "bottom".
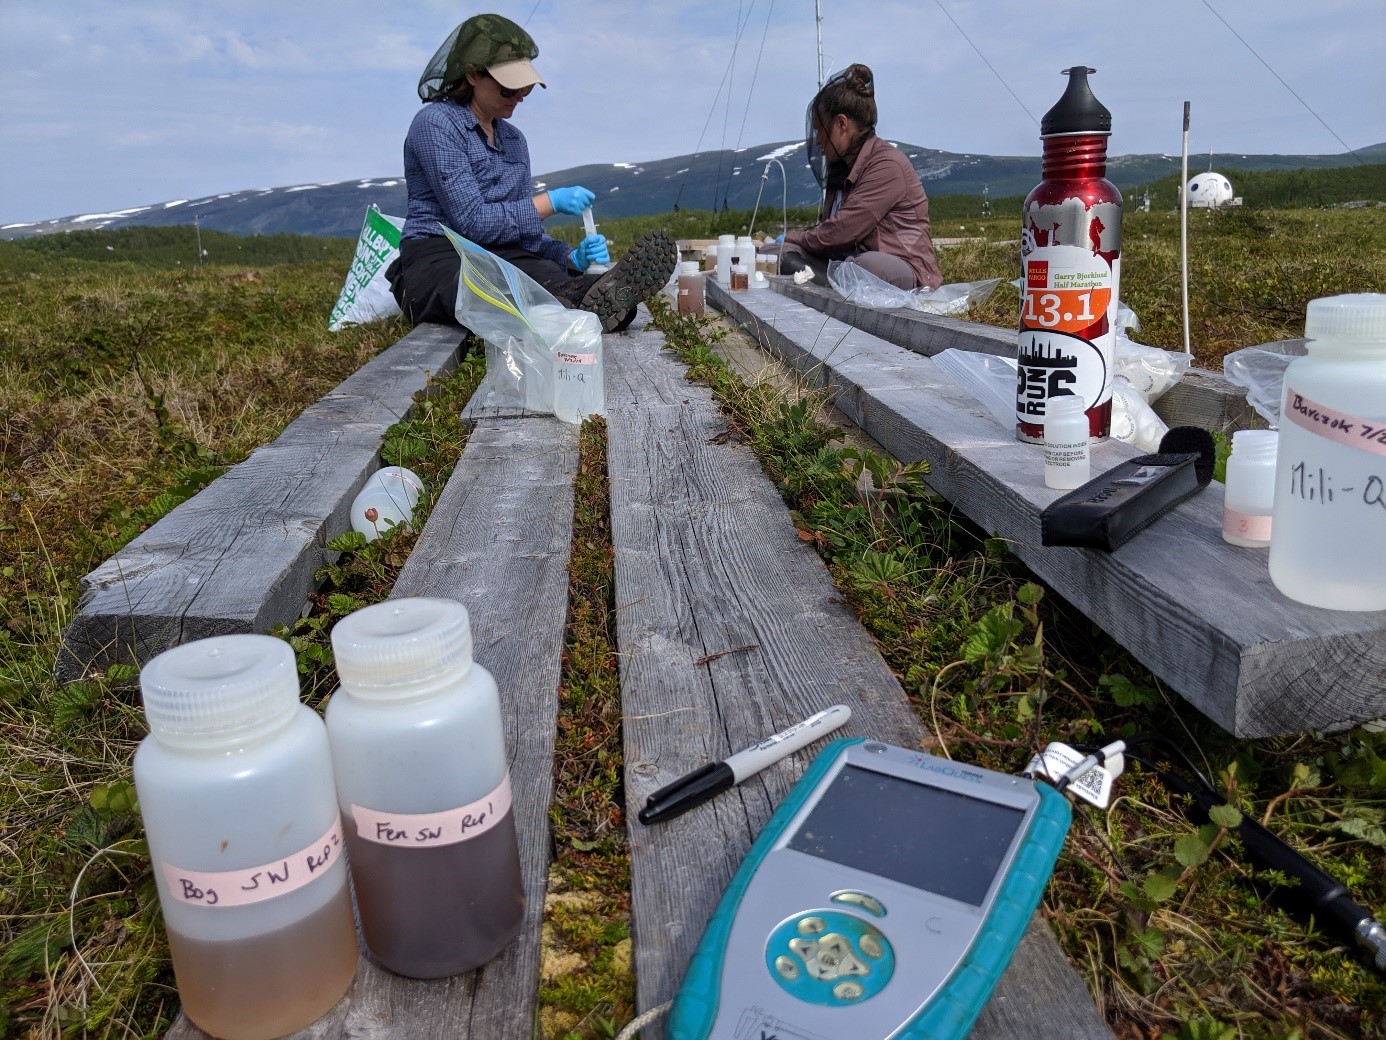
[
  {"left": 569, "top": 234, "right": 610, "bottom": 272},
  {"left": 548, "top": 186, "right": 596, "bottom": 216},
  {"left": 775, "top": 233, "right": 786, "bottom": 243}
]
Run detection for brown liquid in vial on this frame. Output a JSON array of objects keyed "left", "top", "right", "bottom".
[
  {"left": 167, "top": 888, "right": 358, "bottom": 1040},
  {"left": 677, "top": 274, "right": 705, "bottom": 315},
  {"left": 731, "top": 268, "right": 749, "bottom": 291},
  {"left": 346, "top": 808, "right": 525, "bottom": 979}
]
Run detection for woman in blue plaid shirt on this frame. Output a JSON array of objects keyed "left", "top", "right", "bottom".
[{"left": 387, "top": 14, "right": 676, "bottom": 333}]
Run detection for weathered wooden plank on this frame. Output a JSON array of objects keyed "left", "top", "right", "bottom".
[
  {"left": 606, "top": 318, "right": 1112, "bottom": 1038},
  {"left": 167, "top": 415, "right": 579, "bottom": 1040},
  {"left": 713, "top": 282, "right": 1386, "bottom": 737},
  {"left": 772, "top": 278, "right": 1267, "bottom": 435},
  {"left": 57, "top": 323, "right": 465, "bottom": 682}
]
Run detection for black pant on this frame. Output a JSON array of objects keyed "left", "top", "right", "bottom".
[{"left": 386, "top": 236, "right": 599, "bottom": 328}]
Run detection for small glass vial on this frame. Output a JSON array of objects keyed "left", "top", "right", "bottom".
[
  {"left": 1221, "top": 429, "right": 1278, "bottom": 547},
  {"left": 134, "top": 635, "right": 358, "bottom": 1040},
  {"left": 703, "top": 246, "right": 718, "bottom": 273},
  {"left": 677, "top": 260, "right": 705, "bottom": 316},
  {"left": 1269, "top": 293, "right": 1386, "bottom": 610},
  {"left": 1043, "top": 394, "right": 1091, "bottom": 489},
  {"left": 731, "top": 263, "right": 750, "bottom": 291},
  {"left": 326, "top": 598, "right": 525, "bottom": 978}
]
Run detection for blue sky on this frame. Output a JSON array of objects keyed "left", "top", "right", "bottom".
[{"left": 1, "top": 0, "right": 1382, "bottom": 225}]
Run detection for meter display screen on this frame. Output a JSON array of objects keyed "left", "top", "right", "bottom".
[{"left": 786, "top": 765, "right": 1026, "bottom": 906}]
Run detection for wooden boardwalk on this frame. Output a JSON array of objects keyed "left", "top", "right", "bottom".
[
  {"left": 49, "top": 308, "right": 1115, "bottom": 1038},
  {"left": 774, "top": 278, "right": 1268, "bottom": 434},
  {"left": 57, "top": 323, "right": 465, "bottom": 682},
  {"left": 167, "top": 414, "right": 580, "bottom": 1039},
  {"left": 606, "top": 317, "right": 1111, "bottom": 1038},
  {"left": 711, "top": 281, "right": 1386, "bottom": 737}
]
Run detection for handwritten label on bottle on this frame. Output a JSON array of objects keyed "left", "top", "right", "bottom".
[
  {"left": 162, "top": 817, "right": 344, "bottom": 908},
  {"left": 1222, "top": 507, "right": 1272, "bottom": 543},
  {"left": 555, "top": 352, "right": 597, "bottom": 365},
  {"left": 352, "top": 773, "right": 513, "bottom": 849},
  {"left": 1284, "top": 390, "right": 1386, "bottom": 459}
]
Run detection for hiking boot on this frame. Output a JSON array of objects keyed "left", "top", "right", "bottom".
[{"left": 579, "top": 229, "right": 679, "bottom": 332}]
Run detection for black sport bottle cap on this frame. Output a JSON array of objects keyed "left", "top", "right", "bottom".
[{"left": 1041, "top": 66, "right": 1111, "bottom": 137}]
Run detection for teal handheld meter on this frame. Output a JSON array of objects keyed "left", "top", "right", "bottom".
[{"left": 668, "top": 738, "right": 1071, "bottom": 1040}]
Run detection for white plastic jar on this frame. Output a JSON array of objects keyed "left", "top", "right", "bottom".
[
  {"left": 350, "top": 466, "right": 424, "bottom": 542},
  {"left": 325, "top": 597, "right": 524, "bottom": 979},
  {"left": 1043, "top": 394, "right": 1091, "bottom": 490},
  {"left": 1221, "top": 429, "right": 1278, "bottom": 547},
  {"left": 1268, "top": 293, "right": 1386, "bottom": 610},
  {"left": 547, "top": 309, "right": 605, "bottom": 425},
  {"left": 134, "top": 635, "right": 357, "bottom": 1040}
]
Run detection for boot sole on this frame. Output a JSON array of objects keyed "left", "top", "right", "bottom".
[{"left": 580, "top": 230, "right": 680, "bottom": 332}]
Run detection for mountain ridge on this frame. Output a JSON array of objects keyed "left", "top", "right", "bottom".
[{"left": 5, "top": 139, "right": 1382, "bottom": 241}]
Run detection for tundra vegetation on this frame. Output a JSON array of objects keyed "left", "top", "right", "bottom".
[{"left": 2, "top": 164, "right": 1383, "bottom": 1039}]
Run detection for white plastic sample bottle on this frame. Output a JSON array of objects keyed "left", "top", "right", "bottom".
[
  {"left": 350, "top": 466, "right": 425, "bottom": 542},
  {"left": 325, "top": 597, "right": 525, "bottom": 978},
  {"left": 1043, "top": 394, "right": 1091, "bottom": 490},
  {"left": 716, "top": 234, "right": 735, "bottom": 287},
  {"left": 1221, "top": 429, "right": 1278, "bottom": 547},
  {"left": 547, "top": 308, "right": 605, "bottom": 425},
  {"left": 1268, "top": 293, "right": 1386, "bottom": 610},
  {"left": 134, "top": 635, "right": 358, "bottom": 1040}
]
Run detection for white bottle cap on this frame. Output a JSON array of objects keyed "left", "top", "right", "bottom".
[
  {"left": 1046, "top": 395, "right": 1087, "bottom": 421},
  {"left": 679, "top": 260, "right": 701, "bottom": 276},
  {"left": 717, "top": 234, "right": 735, "bottom": 246},
  {"left": 331, "top": 597, "right": 474, "bottom": 700},
  {"left": 140, "top": 635, "right": 300, "bottom": 750},
  {"left": 1305, "top": 293, "right": 1386, "bottom": 342}
]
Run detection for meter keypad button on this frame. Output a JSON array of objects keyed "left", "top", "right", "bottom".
[
  {"left": 830, "top": 890, "right": 887, "bottom": 917},
  {"left": 797, "top": 916, "right": 826, "bottom": 935},
  {"left": 765, "top": 909, "right": 895, "bottom": 1006}
]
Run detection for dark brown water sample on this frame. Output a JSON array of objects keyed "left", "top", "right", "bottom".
[
  {"left": 166, "top": 887, "right": 358, "bottom": 1040},
  {"left": 345, "top": 808, "right": 525, "bottom": 979},
  {"left": 678, "top": 273, "right": 705, "bottom": 315}
]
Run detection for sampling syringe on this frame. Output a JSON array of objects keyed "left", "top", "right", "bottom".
[{"left": 581, "top": 208, "right": 609, "bottom": 273}]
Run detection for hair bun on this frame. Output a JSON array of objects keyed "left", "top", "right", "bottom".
[{"left": 846, "top": 63, "right": 874, "bottom": 98}]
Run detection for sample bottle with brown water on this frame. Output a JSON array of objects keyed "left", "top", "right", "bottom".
[
  {"left": 134, "top": 635, "right": 358, "bottom": 1040},
  {"left": 325, "top": 597, "right": 524, "bottom": 978}
]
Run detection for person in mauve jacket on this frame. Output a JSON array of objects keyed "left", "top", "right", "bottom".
[{"left": 776, "top": 63, "right": 942, "bottom": 292}]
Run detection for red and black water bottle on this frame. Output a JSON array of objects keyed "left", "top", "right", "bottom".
[{"left": 1016, "top": 66, "right": 1123, "bottom": 443}]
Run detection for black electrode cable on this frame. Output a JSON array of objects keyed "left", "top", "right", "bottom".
[{"left": 1089, "top": 733, "right": 1386, "bottom": 974}]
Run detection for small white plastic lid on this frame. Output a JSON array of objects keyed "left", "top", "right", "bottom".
[
  {"left": 717, "top": 234, "right": 735, "bottom": 245},
  {"left": 1230, "top": 428, "right": 1279, "bottom": 460},
  {"left": 140, "top": 635, "right": 300, "bottom": 750},
  {"left": 679, "top": 260, "right": 701, "bottom": 276},
  {"left": 1305, "top": 293, "right": 1386, "bottom": 343},
  {"left": 732, "top": 263, "right": 749, "bottom": 274},
  {"left": 331, "top": 597, "right": 474, "bottom": 700},
  {"left": 1046, "top": 395, "right": 1087, "bottom": 420}
]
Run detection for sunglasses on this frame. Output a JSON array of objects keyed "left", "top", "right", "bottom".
[{"left": 483, "top": 71, "right": 533, "bottom": 100}]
